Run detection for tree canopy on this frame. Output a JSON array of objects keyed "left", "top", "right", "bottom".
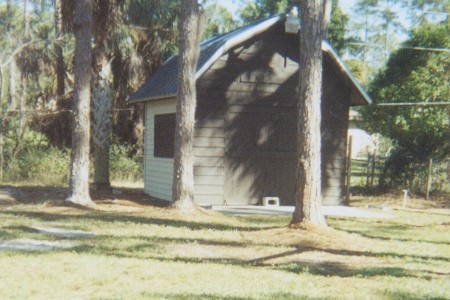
[{"left": 361, "top": 20, "right": 450, "bottom": 190}]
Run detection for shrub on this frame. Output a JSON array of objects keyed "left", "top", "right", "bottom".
[
  {"left": 109, "top": 143, "right": 143, "bottom": 182},
  {"left": 4, "top": 146, "right": 70, "bottom": 186}
]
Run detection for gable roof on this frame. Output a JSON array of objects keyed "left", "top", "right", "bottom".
[{"left": 129, "top": 14, "right": 372, "bottom": 105}]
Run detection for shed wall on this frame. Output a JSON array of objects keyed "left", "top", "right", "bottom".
[
  {"left": 196, "top": 23, "right": 350, "bottom": 206},
  {"left": 144, "top": 23, "right": 351, "bottom": 206},
  {"left": 144, "top": 99, "right": 176, "bottom": 200},
  {"left": 144, "top": 99, "right": 226, "bottom": 204}
]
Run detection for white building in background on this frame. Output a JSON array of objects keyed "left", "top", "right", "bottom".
[{"left": 348, "top": 110, "right": 391, "bottom": 159}]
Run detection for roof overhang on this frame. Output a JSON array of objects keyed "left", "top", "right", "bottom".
[
  {"left": 130, "top": 14, "right": 372, "bottom": 106},
  {"left": 322, "top": 42, "right": 372, "bottom": 105},
  {"left": 129, "top": 94, "right": 176, "bottom": 104},
  {"left": 195, "top": 15, "right": 284, "bottom": 80}
]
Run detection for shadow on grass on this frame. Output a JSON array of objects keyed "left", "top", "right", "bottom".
[
  {"left": 281, "top": 262, "right": 413, "bottom": 278},
  {"left": 3, "top": 225, "right": 449, "bottom": 281},
  {"left": 248, "top": 245, "right": 450, "bottom": 264},
  {"left": 141, "top": 292, "right": 310, "bottom": 300},
  {"left": 1, "top": 210, "right": 266, "bottom": 232},
  {"left": 379, "top": 290, "right": 448, "bottom": 300},
  {"left": 62, "top": 233, "right": 450, "bottom": 280},
  {"left": 0, "top": 229, "right": 13, "bottom": 240},
  {"left": 337, "top": 228, "right": 450, "bottom": 245}
]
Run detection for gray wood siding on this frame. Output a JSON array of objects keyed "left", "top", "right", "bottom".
[
  {"left": 192, "top": 114, "right": 226, "bottom": 205},
  {"left": 196, "top": 23, "right": 350, "bottom": 206},
  {"left": 321, "top": 54, "right": 351, "bottom": 205},
  {"left": 143, "top": 22, "right": 352, "bottom": 206},
  {"left": 143, "top": 99, "right": 226, "bottom": 205}
]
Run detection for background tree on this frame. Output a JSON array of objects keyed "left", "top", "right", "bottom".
[
  {"left": 361, "top": 20, "right": 450, "bottom": 192},
  {"left": 92, "top": 0, "right": 123, "bottom": 189},
  {"left": 203, "top": 2, "right": 237, "bottom": 39},
  {"left": 239, "top": 0, "right": 297, "bottom": 24},
  {"left": 66, "top": 0, "right": 94, "bottom": 206},
  {"left": 237, "top": 0, "right": 351, "bottom": 55},
  {"left": 171, "top": 0, "right": 204, "bottom": 211},
  {"left": 327, "top": 0, "right": 352, "bottom": 55},
  {"left": 291, "top": 0, "right": 328, "bottom": 227}
]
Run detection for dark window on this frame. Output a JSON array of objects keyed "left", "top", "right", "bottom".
[{"left": 154, "top": 113, "right": 176, "bottom": 158}]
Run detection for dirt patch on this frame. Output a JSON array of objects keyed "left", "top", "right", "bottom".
[
  {"left": 0, "top": 185, "right": 169, "bottom": 212},
  {"left": 351, "top": 195, "right": 449, "bottom": 210}
]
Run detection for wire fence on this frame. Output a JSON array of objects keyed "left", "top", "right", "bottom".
[{"left": 349, "top": 156, "right": 450, "bottom": 197}]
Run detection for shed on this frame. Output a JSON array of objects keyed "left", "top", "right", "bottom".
[{"left": 129, "top": 14, "right": 372, "bottom": 206}]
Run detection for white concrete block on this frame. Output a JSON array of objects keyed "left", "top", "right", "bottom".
[{"left": 262, "top": 197, "right": 279, "bottom": 207}]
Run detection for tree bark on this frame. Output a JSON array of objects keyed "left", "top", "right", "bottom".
[
  {"left": 0, "top": 66, "right": 7, "bottom": 180},
  {"left": 93, "top": 57, "right": 112, "bottom": 190},
  {"left": 92, "top": 0, "right": 116, "bottom": 190},
  {"left": 54, "top": 0, "right": 65, "bottom": 99},
  {"left": 291, "top": 0, "right": 327, "bottom": 227},
  {"left": 66, "top": 0, "right": 94, "bottom": 206},
  {"left": 171, "top": 0, "right": 203, "bottom": 211}
]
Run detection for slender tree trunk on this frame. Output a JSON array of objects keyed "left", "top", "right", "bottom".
[
  {"left": 54, "top": 0, "right": 65, "bottom": 99},
  {"left": 171, "top": 0, "right": 203, "bottom": 211},
  {"left": 66, "top": 0, "right": 94, "bottom": 206},
  {"left": 9, "top": 57, "right": 20, "bottom": 110},
  {"left": 23, "top": 0, "right": 30, "bottom": 39},
  {"left": 291, "top": 0, "right": 327, "bottom": 227},
  {"left": 1, "top": 0, "right": 11, "bottom": 180},
  {"left": 448, "top": 105, "right": 450, "bottom": 180},
  {"left": 0, "top": 66, "right": 6, "bottom": 180}
]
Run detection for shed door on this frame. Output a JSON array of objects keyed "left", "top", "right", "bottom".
[{"left": 225, "top": 110, "right": 297, "bottom": 205}]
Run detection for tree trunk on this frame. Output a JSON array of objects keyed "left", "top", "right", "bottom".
[
  {"left": 54, "top": 0, "right": 65, "bottom": 99},
  {"left": 23, "top": 0, "right": 30, "bottom": 39},
  {"left": 291, "top": 0, "right": 327, "bottom": 227},
  {"left": 9, "top": 57, "right": 20, "bottom": 110},
  {"left": 92, "top": 0, "right": 114, "bottom": 190},
  {"left": 93, "top": 59, "right": 112, "bottom": 189},
  {"left": 171, "top": 0, "right": 203, "bottom": 211},
  {"left": 66, "top": 0, "right": 94, "bottom": 206},
  {"left": 0, "top": 66, "right": 7, "bottom": 180}
]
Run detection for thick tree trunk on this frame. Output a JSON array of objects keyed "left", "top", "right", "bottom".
[
  {"left": 291, "top": 0, "right": 327, "bottom": 227},
  {"left": 92, "top": 0, "right": 114, "bottom": 190},
  {"left": 171, "top": 0, "right": 203, "bottom": 211},
  {"left": 66, "top": 0, "right": 94, "bottom": 206}
]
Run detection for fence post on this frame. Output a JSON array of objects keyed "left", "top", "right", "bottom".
[
  {"left": 370, "top": 152, "right": 376, "bottom": 188},
  {"left": 366, "top": 153, "right": 370, "bottom": 187},
  {"left": 346, "top": 135, "right": 353, "bottom": 204},
  {"left": 425, "top": 158, "right": 433, "bottom": 200}
]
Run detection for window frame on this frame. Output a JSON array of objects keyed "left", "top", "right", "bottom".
[{"left": 154, "top": 113, "right": 176, "bottom": 158}]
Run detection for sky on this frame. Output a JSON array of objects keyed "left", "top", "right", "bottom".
[{"left": 217, "top": 0, "right": 359, "bottom": 17}]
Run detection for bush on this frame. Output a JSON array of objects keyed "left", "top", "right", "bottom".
[
  {"left": 1, "top": 130, "right": 143, "bottom": 186},
  {"left": 109, "top": 143, "right": 143, "bottom": 182},
  {"left": 4, "top": 146, "right": 70, "bottom": 186}
]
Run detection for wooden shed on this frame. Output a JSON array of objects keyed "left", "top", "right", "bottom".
[{"left": 130, "top": 15, "right": 371, "bottom": 206}]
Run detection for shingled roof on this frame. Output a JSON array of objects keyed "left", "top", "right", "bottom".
[{"left": 129, "top": 14, "right": 371, "bottom": 105}]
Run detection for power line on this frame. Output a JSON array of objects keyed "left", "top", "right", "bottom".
[
  {"left": 347, "top": 42, "right": 450, "bottom": 53},
  {"left": 376, "top": 101, "right": 450, "bottom": 106},
  {"left": 0, "top": 108, "right": 139, "bottom": 115}
]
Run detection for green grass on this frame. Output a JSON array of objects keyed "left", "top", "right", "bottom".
[{"left": 0, "top": 193, "right": 449, "bottom": 299}]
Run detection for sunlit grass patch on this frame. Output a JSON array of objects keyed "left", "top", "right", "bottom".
[{"left": 0, "top": 194, "right": 449, "bottom": 299}]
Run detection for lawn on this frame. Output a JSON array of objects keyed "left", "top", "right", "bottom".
[{"left": 0, "top": 187, "right": 449, "bottom": 299}]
